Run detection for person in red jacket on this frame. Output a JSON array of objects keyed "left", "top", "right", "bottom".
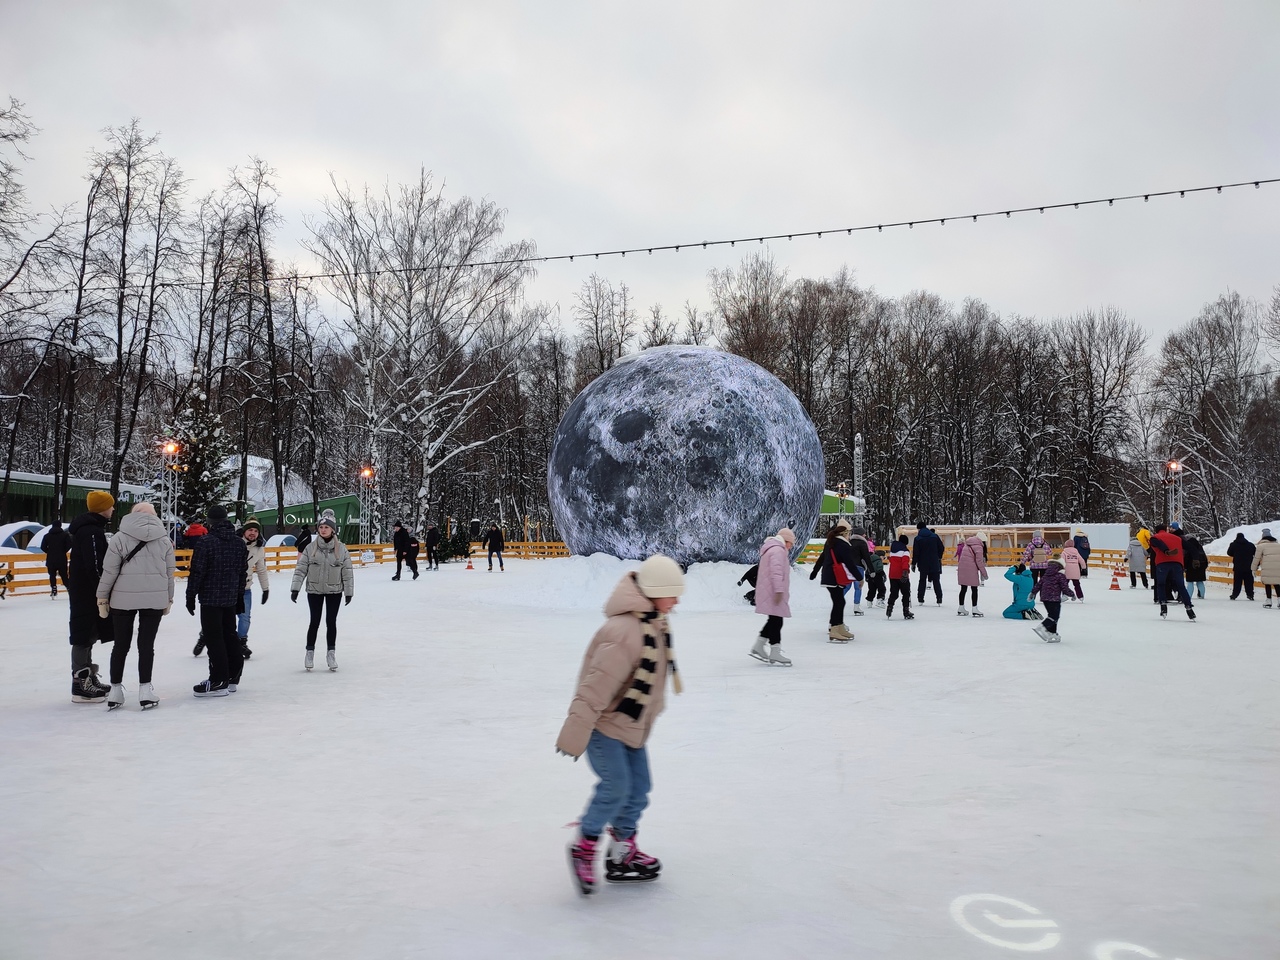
[
  {"left": 885, "top": 535, "right": 914, "bottom": 620},
  {"left": 1150, "top": 523, "right": 1195, "bottom": 620}
]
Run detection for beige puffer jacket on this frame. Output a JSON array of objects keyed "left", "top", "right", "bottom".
[
  {"left": 556, "top": 573, "right": 672, "bottom": 758},
  {"left": 1252, "top": 538, "right": 1280, "bottom": 584},
  {"left": 243, "top": 537, "right": 270, "bottom": 591},
  {"left": 96, "top": 512, "right": 176, "bottom": 611},
  {"left": 291, "top": 535, "right": 354, "bottom": 597}
]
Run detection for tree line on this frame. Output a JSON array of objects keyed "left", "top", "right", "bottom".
[{"left": 2, "top": 103, "right": 1278, "bottom": 540}]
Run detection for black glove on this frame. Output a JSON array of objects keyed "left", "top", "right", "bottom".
[
  {"left": 344, "top": 595, "right": 352, "bottom": 606},
  {"left": 186, "top": 597, "right": 196, "bottom": 616},
  {"left": 261, "top": 589, "right": 269, "bottom": 604},
  {"left": 291, "top": 590, "right": 299, "bottom": 603}
]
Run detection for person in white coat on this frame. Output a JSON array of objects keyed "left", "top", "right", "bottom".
[{"left": 96, "top": 503, "right": 175, "bottom": 709}]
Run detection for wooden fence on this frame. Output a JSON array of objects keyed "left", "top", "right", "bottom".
[{"left": 0, "top": 540, "right": 1257, "bottom": 598}]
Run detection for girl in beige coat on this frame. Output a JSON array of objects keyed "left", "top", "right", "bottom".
[
  {"left": 290, "top": 512, "right": 354, "bottom": 671},
  {"left": 557, "top": 555, "right": 684, "bottom": 896}
]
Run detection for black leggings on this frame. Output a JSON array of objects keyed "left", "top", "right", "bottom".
[
  {"left": 827, "top": 586, "right": 846, "bottom": 626},
  {"left": 109, "top": 608, "right": 162, "bottom": 684},
  {"left": 759, "top": 615, "right": 784, "bottom": 645},
  {"left": 1130, "top": 571, "right": 1149, "bottom": 588},
  {"left": 307, "top": 593, "right": 343, "bottom": 649},
  {"left": 959, "top": 585, "right": 979, "bottom": 605},
  {"left": 866, "top": 572, "right": 886, "bottom": 602}
]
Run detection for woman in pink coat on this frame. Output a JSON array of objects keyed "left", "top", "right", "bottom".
[
  {"left": 956, "top": 533, "right": 989, "bottom": 617},
  {"left": 1058, "top": 542, "right": 1085, "bottom": 600},
  {"left": 750, "top": 527, "right": 795, "bottom": 666}
]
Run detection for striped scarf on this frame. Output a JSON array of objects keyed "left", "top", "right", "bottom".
[{"left": 616, "top": 609, "right": 682, "bottom": 721}]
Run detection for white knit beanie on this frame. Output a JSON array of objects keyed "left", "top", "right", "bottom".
[{"left": 636, "top": 554, "right": 686, "bottom": 598}]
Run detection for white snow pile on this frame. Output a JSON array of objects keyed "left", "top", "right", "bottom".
[{"left": 1205, "top": 520, "right": 1280, "bottom": 555}]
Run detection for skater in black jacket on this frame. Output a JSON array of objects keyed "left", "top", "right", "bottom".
[
  {"left": 67, "top": 492, "right": 117, "bottom": 702},
  {"left": 392, "top": 521, "right": 418, "bottom": 580},
  {"left": 185, "top": 505, "right": 249, "bottom": 698},
  {"left": 43, "top": 520, "right": 70, "bottom": 598},
  {"left": 424, "top": 524, "right": 441, "bottom": 569},
  {"left": 1227, "top": 533, "right": 1256, "bottom": 600},
  {"left": 482, "top": 523, "right": 505, "bottom": 571}
]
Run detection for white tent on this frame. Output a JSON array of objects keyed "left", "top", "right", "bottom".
[{"left": 0, "top": 521, "right": 45, "bottom": 551}]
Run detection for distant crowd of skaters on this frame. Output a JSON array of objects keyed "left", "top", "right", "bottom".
[
  {"left": 47, "top": 492, "right": 358, "bottom": 707},
  {"left": 736, "top": 518, "right": 1278, "bottom": 660}
]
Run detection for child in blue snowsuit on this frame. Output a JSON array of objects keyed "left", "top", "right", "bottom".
[{"left": 1002, "top": 564, "right": 1039, "bottom": 620}]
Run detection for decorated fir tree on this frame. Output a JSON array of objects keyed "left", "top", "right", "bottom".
[{"left": 164, "top": 394, "right": 236, "bottom": 521}]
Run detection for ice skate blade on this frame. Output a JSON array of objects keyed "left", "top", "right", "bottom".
[
  {"left": 605, "top": 872, "right": 660, "bottom": 883},
  {"left": 748, "top": 651, "right": 771, "bottom": 663},
  {"left": 766, "top": 659, "right": 793, "bottom": 667},
  {"left": 827, "top": 638, "right": 851, "bottom": 644},
  {"left": 140, "top": 702, "right": 157, "bottom": 710},
  {"left": 107, "top": 702, "right": 122, "bottom": 711}
]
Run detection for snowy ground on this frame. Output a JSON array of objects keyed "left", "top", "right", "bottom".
[{"left": 1, "top": 556, "right": 1276, "bottom": 960}]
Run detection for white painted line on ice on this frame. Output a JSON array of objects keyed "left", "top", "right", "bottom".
[{"left": 950, "top": 894, "right": 1061, "bottom": 952}]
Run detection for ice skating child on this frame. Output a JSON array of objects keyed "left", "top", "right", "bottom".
[
  {"left": 955, "top": 532, "right": 989, "bottom": 616},
  {"left": 1028, "top": 559, "right": 1072, "bottom": 641},
  {"left": 885, "top": 536, "right": 914, "bottom": 619},
  {"left": 865, "top": 540, "right": 887, "bottom": 607},
  {"left": 1058, "top": 539, "right": 1085, "bottom": 601},
  {"left": 556, "top": 555, "right": 685, "bottom": 896},
  {"left": 808, "top": 520, "right": 858, "bottom": 641},
  {"left": 751, "top": 528, "right": 796, "bottom": 664},
  {"left": 290, "top": 510, "right": 354, "bottom": 671},
  {"left": 1021, "top": 531, "right": 1051, "bottom": 584},
  {"left": 1002, "top": 563, "right": 1040, "bottom": 620}
]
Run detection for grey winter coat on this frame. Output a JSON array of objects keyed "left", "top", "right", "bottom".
[
  {"left": 244, "top": 538, "right": 270, "bottom": 591},
  {"left": 291, "top": 535, "right": 354, "bottom": 597},
  {"left": 96, "top": 512, "right": 176, "bottom": 611},
  {"left": 1126, "top": 538, "right": 1147, "bottom": 571}
]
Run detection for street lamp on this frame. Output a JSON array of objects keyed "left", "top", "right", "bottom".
[
  {"left": 158, "top": 439, "right": 182, "bottom": 535},
  {"left": 1163, "top": 458, "right": 1184, "bottom": 524},
  {"left": 358, "top": 465, "right": 377, "bottom": 543}
]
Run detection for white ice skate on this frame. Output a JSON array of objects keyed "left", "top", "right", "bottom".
[
  {"left": 767, "top": 644, "right": 792, "bottom": 666},
  {"left": 971, "top": 608, "right": 984, "bottom": 618},
  {"left": 107, "top": 683, "right": 125, "bottom": 710},
  {"left": 957, "top": 607, "right": 969, "bottom": 617},
  {"left": 304, "top": 649, "right": 314, "bottom": 671},
  {"left": 851, "top": 604, "right": 864, "bottom": 617},
  {"left": 327, "top": 650, "right": 338, "bottom": 672},
  {"left": 138, "top": 683, "right": 158, "bottom": 709},
  {"left": 1033, "top": 625, "right": 1051, "bottom": 642},
  {"left": 749, "top": 636, "right": 770, "bottom": 663}
]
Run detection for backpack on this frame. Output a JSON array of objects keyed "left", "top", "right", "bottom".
[{"left": 867, "top": 552, "right": 884, "bottom": 575}]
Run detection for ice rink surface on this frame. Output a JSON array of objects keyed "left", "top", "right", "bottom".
[{"left": 1, "top": 556, "right": 1276, "bottom": 960}]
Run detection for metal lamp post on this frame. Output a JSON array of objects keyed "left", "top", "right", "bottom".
[
  {"left": 159, "top": 439, "right": 181, "bottom": 536},
  {"left": 358, "top": 466, "right": 376, "bottom": 543}
]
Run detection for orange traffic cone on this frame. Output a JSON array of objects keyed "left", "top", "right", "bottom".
[
  {"left": 466, "top": 553, "right": 474, "bottom": 570},
  {"left": 1110, "top": 566, "right": 1122, "bottom": 590}
]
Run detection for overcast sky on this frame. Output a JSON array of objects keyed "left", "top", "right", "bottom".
[{"left": 4, "top": 1, "right": 1279, "bottom": 340}]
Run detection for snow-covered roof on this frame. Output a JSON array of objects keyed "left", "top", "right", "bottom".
[
  {"left": 0, "top": 521, "right": 45, "bottom": 550},
  {"left": 222, "top": 456, "right": 314, "bottom": 512},
  {"left": 3, "top": 470, "right": 151, "bottom": 495}
]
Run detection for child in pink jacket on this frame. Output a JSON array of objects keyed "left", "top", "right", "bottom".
[
  {"left": 557, "top": 555, "right": 685, "bottom": 896},
  {"left": 750, "top": 527, "right": 796, "bottom": 666},
  {"left": 1058, "top": 542, "right": 1086, "bottom": 600}
]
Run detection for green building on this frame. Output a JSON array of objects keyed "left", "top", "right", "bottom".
[
  {"left": 251, "top": 494, "right": 364, "bottom": 544},
  {"left": 0, "top": 471, "right": 151, "bottom": 527}
]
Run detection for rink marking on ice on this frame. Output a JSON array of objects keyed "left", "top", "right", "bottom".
[
  {"left": 950, "top": 894, "right": 1194, "bottom": 959},
  {"left": 950, "top": 895, "right": 1060, "bottom": 951}
]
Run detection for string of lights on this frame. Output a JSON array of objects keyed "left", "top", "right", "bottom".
[{"left": 16, "top": 176, "right": 1279, "bottom": 298}]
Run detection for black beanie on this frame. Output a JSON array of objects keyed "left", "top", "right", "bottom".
[{"left": 208, "top": 504, "right": 228, "bottom": 521}]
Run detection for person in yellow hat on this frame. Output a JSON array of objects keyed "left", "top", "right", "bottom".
[{"left": 67, "top": 490, "right": 116, "bottom": 702}]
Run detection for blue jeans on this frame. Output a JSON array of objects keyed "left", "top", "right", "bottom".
[
  {"left": 581, "top": 730, "right": 651, "bottom": 840},
  {"left": 237, "top": 588, "right": 252, "bottom": 639},
  {"left": 1156, "top": 564, "right": 1192, "bottom": 606},
  {"left": 1189, "top": 580, "right": 1205, "bottom": 599}
]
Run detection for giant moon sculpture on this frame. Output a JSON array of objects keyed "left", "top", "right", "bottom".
[{"left": 547, "top": 346, "right": 825, "bottom": 566}]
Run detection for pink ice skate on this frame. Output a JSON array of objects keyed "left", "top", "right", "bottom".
[{"left": 568, "top": 835, "right": 598, "bottom": 896}]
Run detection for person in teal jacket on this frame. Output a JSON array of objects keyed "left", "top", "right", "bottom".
[{"left": 1002, "top": 564, "right": 1040, "bottom": 620}]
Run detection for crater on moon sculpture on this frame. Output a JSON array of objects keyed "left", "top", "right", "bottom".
[{"left": 547, "top": 346, "right": 825, "bottom": 566}]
